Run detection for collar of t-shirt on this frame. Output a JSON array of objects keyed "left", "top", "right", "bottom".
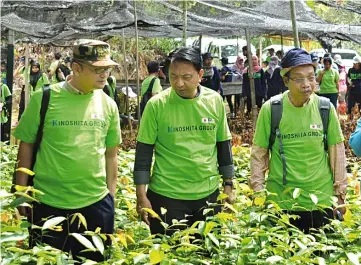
[
  {"left": 64, "top": 75, "right": 93, "bottom": 95},
  {"left": 178, "top": 86, "right": 201, "bottom": 100},
  {"left": 287, "top": 92, "right": 311, "bottom": 107}
]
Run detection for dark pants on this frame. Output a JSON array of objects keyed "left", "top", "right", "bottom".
[
  {"left": 147, "top": 189, "right": 221, "bottom": 236},
  {"left": 286, "top": 208, "right": 333, "bottom": 234},
  {"left": 1, "top": 120, "right": 11, "bottom": 142},
  {"left": 18, "top": 86, "right": 25, "bottom": 121},
  {"left": 246, "top": 95, "right": 263, "bottom": 113},
  {"left": 319, "top": 93, "right": 338, "bottom": 109},
  {"left": 348, "top": 93, "right": 361, "bottom": 114},
  {"left": 224, "top": 95, "right": 241, "bottom": 114},
  {"left": 226, "top": 95, "right": 234, "bottom": 113},
  {"left": 30, "top": 193, "right": 114, "bottom": 262}
]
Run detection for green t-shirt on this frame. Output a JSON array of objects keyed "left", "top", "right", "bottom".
[
  {"left": 137, "top": 86, "right": 232, "bottom": 200},
  {"left": 1, "top": 83, "right": 11, "bottom": 124},
  {"left": 30, "top": 73, "right": 50, "bottom": 96},
  {"left": 253, "top": 91, "right": 344, "bottom": 210},
  {"left": 13, "top": 81, "right": 122, "bottom": 209},
  {"left": 141, "top": 76, "right": 162, "bottom": 96},
  {"left": 317, "top": 68, "right": 339, "bottom": 94}
]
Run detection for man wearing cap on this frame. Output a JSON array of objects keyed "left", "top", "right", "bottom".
[
  {"left": 140, "top": 61, "right": 164, "bottom": 115},
  {"left": 14, "top": 39, "right": 121, "bottom": 261},
  {"left": 250, "top": 48, "right": 347, "bottom": 233},
  {"left": 347, "top": 56, "right": 361, "bottom": 117}
]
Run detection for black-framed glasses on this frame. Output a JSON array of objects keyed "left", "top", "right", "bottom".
[
  {"left": 76, "top": 61, "right": 113, "bottom": 74},
  {"left": 288, "top": 76, "right": 316, "bottom": 84}
]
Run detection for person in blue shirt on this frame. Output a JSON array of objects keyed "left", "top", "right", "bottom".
[
  {"left": 349, "top": 118, "right": 361, "bottom": 157},
  {"left": 200, "top": 53, "right": 222, "bottom": 94}
]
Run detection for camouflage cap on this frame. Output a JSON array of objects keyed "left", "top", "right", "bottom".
[{"left": 73, "top": 39, "right": 118, "bottom": 67}]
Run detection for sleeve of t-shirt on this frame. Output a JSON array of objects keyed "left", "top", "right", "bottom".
[
  {"left": 253, "top": 101, "right": 271, "bottom": 149},
  {"left": 105, "top": 102, "right": 122, "bottom": 147},
  {"left": 327, "top": 103, "right": 344, "bottom": 146},
  {"left": 13, "top": 91, "right": 42, "bottom": 143},
  {"left": 3, "top": 84, "right": 11, "bottom": 97},
  {"left": 42, "top": 73, "right": 50, "bottom": 85},
  {"left": 216, "top": 96, "right": 232, "bottom": 142},
  {"left": 137, "top": 101, "right": 158, "bottom": 144},
  {"left": 152, "top": 78, "right": 162, "bottom": 94},
  {"left": 334, "top": 70, "right": 340, "bottom": 82}
]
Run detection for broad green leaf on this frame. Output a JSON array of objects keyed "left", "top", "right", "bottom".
[
  {"left": 134, "top": 253, "right": 147, "bottom": 264},
  {"left": 0, "top": 233, "right": 27, "bottom": 243},
  {"left": 142, "top": 208, "right": 162, "bottom": 221},
  {"left": 317, "top": 257, "right": 326, "bottom": 265},
  {"left": 266, "top": 255, "right": 284, "bottom": 263},
  {"left": 16, "top": 167, "right": 35, "bottom": 176},
  {"left": 149, "top": 249, "right": 164, "bottom": 264},
  {"left": 42, "top": 217, "right": 66, "bottom": 230},
  {"left": 207, "top": 233, "right": 219, "bottom": 247},
  {"left": 118, "top": 233, "right": 127, "bottom": 248},
  {"left": 203, "top": 221, "right": 217, "bottom": 236},
  {"left": 92, "top": 235, "right": 104, "bottom": 254},
  {"left": 71, "top": 233, "right": 95, "bottom": 250},
  {"left": 254, "top": 196, "right": 266, "bottom": 206},
  {"left": 346, "top": 253, "right": 360, "bottom": 265},
  {"left": 293, "top": 188, "right": 301, "bottom": 199},
  {"left": 0, "top": 189, "right": 13, "bottom": 197},
  {"left": 217, "top": 193, "right": 229, "bottom": 201},
  {"left": 77, "top": 213, "right": 88, "bottom": 230},
  {"left": 309, "top": 194, "right": 318, "bottom": 204}
]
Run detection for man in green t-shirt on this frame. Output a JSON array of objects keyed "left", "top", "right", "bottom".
[
  {"left": 250, "top": 48, "right": 347, "bottom": 233},
  {"left": 134, "top": 47, "right": 235, "bottom": 236},
  {"left": 14, "top": 40, "right": 121, "bottom": 261},
  {"left": 0, "top": 81, "right": 12, "bottom": 142}
]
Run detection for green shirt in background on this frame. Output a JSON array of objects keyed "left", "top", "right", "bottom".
[
  {"left": 1, "top": 83, "right": 11, "bottom": 124},
  {"left": 317, "top": 68, "right": 339, "bottom": 94},
  {"left": 253, "top": 91, "right": 344, "bottom": 210},
  {"left": 30, "top": 73, "right": 50, "bottom": 96},
  {"left": 137, "top": 86, "right": 231, "bottom": 200},
  {"left": 13, "top": 81, "right": 122, "bottom": 209},
  {"left": 141, "top": 76, "right": 162, "bottom": 96}
]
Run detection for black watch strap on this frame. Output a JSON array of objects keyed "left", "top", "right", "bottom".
[{"left": 223, "top": 180, "right": 234, "bottom": 187}]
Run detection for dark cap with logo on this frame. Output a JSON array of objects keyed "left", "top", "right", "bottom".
[
  {"left": 280, "top": 48, "right": 318, "bottom": 77},
  {"left": 73, "top": 39, "right": 118, "bottom": 67}
]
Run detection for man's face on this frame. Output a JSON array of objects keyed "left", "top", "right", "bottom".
[
  {"left": 169, "top": 61, "right": 203, "bottom": 99},
  {"left": 203, "top": 58, "right": 212, "bottom": 67},
  {"left": 283, "top": 65, "right": 316, "bottom": 101},
  {"left": 269, "top": 49, "right": 275, "bottom": 55},
  {"left": 354, "top": 63, "right": 360, "bottom": 70},
  {"left": 324, "top": 61, "right": 331, "bottom": 70},
  {"left": 242, "top": 48, "right": 247, "bottom": 56},
  {"left": 73, "top": 62, "right": 112, "bottom": 89}
]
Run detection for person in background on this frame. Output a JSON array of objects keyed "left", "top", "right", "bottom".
[
  {"left": 48, "top": 52, "right": 62, "bottom": 83},
  {"left": 276, "top": 50, "right": 284, "bottom": 61},
  {"left": 220, "top": 57, "right": 236, "bottom": 118},
  {"left": 266, "top": 48, "right": 275, "bottom": 63},
  {"left": 242, "top": 46, "right": 250, "bottom": 67},
  {"left": 55, "top": 57, "right": 72, "bottom": 82},
  {"left": 134, "top": 47, "right": 234, "bottom": 236},
  {"left": 119, "top": 86, "right": 137, "bottom": 128},
  {"left": 265, "top": 56, "right": 287, "bottom": 99},
  {"left": 103, "top": 72, "right": 120, "bottom": 110},
  {"left": 29, "top": 61, "right": 50, "bottom": 96},
  {"left": 140, "top": 61, "right": 164, "bottom": 116},
  {"left": 347, "top": 56, "right": 361, "bottom": 117},
  {"left": 317, "top": 57, "right": 339, "bottom": 108},
  {"left": 349, "top": 118, "right": 361, "bottom": 157},
  {"left": 0, "top": 80, "right": 12, "bottom": 142},
  {"left": 262, "top": 61, "right": 269, "bottom": 71},
  {"left": 232, "top": 55, "right": 245, "bottom": 75},
  {"left": 242, "top": 55, "right": 266, "bottom": 113},
  {"left": 334, "top": 55, "right": 348, "bottom": 115},
  {"left": 1, "top": 61, "right": 7, "bottom": 85},
  {"left": 250, "top": 48, "right": 346, "bottom": 233},
  {"left": 200, "top": 52, "right": 222, "bottom": 94}
]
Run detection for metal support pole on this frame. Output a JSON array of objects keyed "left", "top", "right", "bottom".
[
  {"left": 183, "top": 0, "right": 187, "bottom": 46},
  {"left": 199, "top": 34, "right": 202, "bottom": 55},
  {"left": 290, "top": 0, "right": 300, "bottom": 48},
  {"left": 122, "top": 29, "right": 132, "bottom": 133},
  {"left": 133, "top": 0, "right": 140, "bottom": 121},
  {"left": 24, "top": 43, "right": 30, "bottom": 107},
  {"left": 259, "top": 36, "right": 262, "bottom": 63},
  {"left": 281, "top": 30, "right": 284, "bottom": 54},
  {"left": 245, "top": 29, "right": 258, "bottom": 127},
  {"left": 7, "top": 29, "right": 14, "bottom": 144},
  {"left": 237, "top": 36, "right": 239, "bottom": 56}
]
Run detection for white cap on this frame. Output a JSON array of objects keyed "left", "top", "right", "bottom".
[
  {"left": 121, "top": 86, "right": 137, "bottom": 98},
  {"left": 333, "top": 54, "right": 342, "bottom": 61},
  {"left": 353, "top": 56, "right": 361, "bottom": 64}
]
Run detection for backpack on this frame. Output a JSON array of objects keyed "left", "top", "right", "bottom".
[
  {"left": 268, "top": 94, "right": 330, "bottom": 185},
  {"left": 140, "top": 77, "right": 156, "bottom": 117},
  {"left": 11, "top": 85, "right": 51, "bottom": 192}
]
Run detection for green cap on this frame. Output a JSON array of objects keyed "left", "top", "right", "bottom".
[{"left": 73, "top": 39, "right": 118, "bottom": 67}]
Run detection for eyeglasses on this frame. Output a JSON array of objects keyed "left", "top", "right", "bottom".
[
  {"left": 76, "top": 61, "right": 113, "bottom": 74},
  {"left": 289, "top": 76, "right": 316, "bottom": 84}
]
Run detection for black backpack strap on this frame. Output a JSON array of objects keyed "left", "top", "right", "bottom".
[
  {"left": 319, "top": 96, "right": 330, "bottom": 152},
  {"left": 146, "top": 77, "right": 157, "bottom": 95},
  {"left": 269, "top": 94, "right": 287, "bottom": 185}
]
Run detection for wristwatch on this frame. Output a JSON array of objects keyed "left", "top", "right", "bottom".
[{"left": 223, "top": 180, "right": 234, "bottom": 188}]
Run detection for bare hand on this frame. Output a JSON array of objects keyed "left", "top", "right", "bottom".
[
  {"left": 223, "top": 186, "right": 235, "bottom": 204},
  {"left": 334, "top": 196, "right": 346, "bottom": 217},
  {"left": 136, "top": 196, "right": 153, "bottom": 225}
]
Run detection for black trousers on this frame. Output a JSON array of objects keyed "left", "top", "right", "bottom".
[
  {"left": 319, "top": 93, "right": 338, "bottom": 109},
  {"left": 30, "top": 193, "right": 114, "bottom": 262},
  {"left": 348, "top": 93, "right": 361, "bottom": 114},
  {"left": 246, "top": 95, "right": 263, "bottom": 113},
  {"left": 286, "top": 208, "right": 334, "bottom": 234},
  {"left": 147, "top": 189, "right": 221, "bottom": 236}
]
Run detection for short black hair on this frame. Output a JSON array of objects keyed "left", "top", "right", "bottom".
[
  {"left": 221, "top": 57, "right": 229, "bottom": 65},
  {"left": 147, "top": 61, "right": 160, "bottom": 74},
  {"left": 262, "top": 61, "right": 269, "bottom": 66},
  {"left": 171, "top": 47, "right": 202, "bottom": 72},
  {"left": 242, "top": 46, "right": 247, "bottom": 51},
  {"left": 323, "top": 57, "right": 332, "bottom": 64},
  {"left": 55, "top": 52, "right": 62, "bottom": 60}
]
